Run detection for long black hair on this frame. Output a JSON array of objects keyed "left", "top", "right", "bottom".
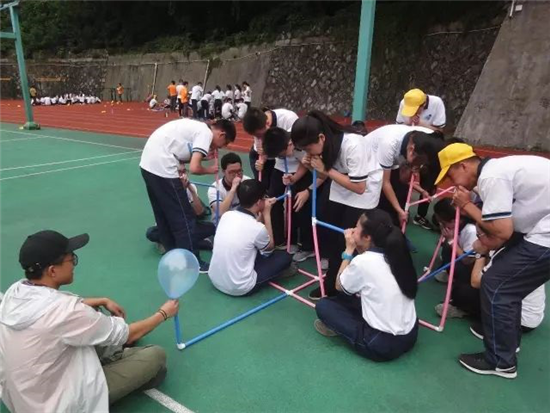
[
  {"left": 359, "top": 209, "right": 418, "bottom": 299},
  {"left": 290, "top": 110, "right": 356, "bottom": 170}
]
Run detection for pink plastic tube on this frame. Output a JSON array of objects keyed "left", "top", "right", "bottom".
[
  {"left": 311, "top": 222, "right": 326, "bottom": 297},
  {"left": 269, "top": 281, "right": 317, "bottom": 308},
  {"left": 407, "top": 186, "right": 455, "bottom": 208},
  {"left": 298, "top": 268, "right": 321, "bottom": 280},
  {"left": 401, "top": 173, "right": 416, "bottom": 233},
  {"left": 286, "top": 192, "right": 292, "bottom": 253},
  {"left": 417, "top": 235, "right": 444, "bottom": 282}
]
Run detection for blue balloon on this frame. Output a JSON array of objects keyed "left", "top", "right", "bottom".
[{"left": 158, "top": 249, "right": 200, "bottom": 299}]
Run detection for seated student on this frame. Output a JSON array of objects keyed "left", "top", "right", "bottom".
[
  {"left": 0, "top": 230, "right": 179, "bottom": 412},
  {"left": 263, "top": 127, "right": 315, "bottom": 262},
  {"left": 208, "top": 180, "right": 294, "bottom": 296},
  {"left": 432, "top": 198, "right": 477, "bottom": 317},
  {"left": 314, "top": 209, "right": 418, "bottom": 362},
  {"left": 236, "top": 98, "right": 248, "bottom": 120},
  {"left": 221, "top": 98, "right": 236, "bottom": 120},
  {"left": 146, "top": 171, "right": 215, "bottom": 253},
  {"left": 149, "top": 95, "right": 159, "bottom": 109},
  {"left": 207, "top": 152, "right": 252, "bottom": 224},
  {"left": 468, "top": 230, "right": 546, "bottom": 338}
]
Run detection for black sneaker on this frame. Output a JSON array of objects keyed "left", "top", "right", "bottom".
[
  {"left": 458, "top": 352, "right": 517, "bottom": 379},
  {"left": 308, "top": 287, "right": 322, "bottom": 301},
  {"left": 198, "top": 260, "right": 210, "bottom": 274},
  {"left": 470, "top": 321, "right": 484, "bottom": 340},
  {"left": 413, "top": 215, "right": 433, "bottom": 230}
]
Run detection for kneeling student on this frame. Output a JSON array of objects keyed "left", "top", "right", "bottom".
[
  {"left": 208, "top": 179, "right": 294, "bottom": 296},
  {"left": 315, "top": 209, "right": 418, "bottom": 362}
]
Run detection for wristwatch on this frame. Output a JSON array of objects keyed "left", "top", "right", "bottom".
[{"left": 475, "top": 253, "right": 488, "bottom": 259}]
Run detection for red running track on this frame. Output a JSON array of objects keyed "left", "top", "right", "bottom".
[{"left": 0, "top": 100, "right": 547, "bottom": 158}]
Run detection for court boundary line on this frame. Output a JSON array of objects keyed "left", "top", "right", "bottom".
[
  {"left": 0, "top": 156, "right": 141, "bottom": 181},
  {"left": 0, "top": 150, "right": 141, "bottom": 172},
  {"left": 3, "top": 129, "right": 143, "bottom": 151},
  {"left": 0, "top": 136, "right": 45, "bottom": 144},
  {"left": 143, "top": 389, "right": 194, "bottom": 413}
]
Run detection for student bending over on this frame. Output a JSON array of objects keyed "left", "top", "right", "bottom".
[{"left": 315, "top": 209, "right": 418, "bottom": 362}]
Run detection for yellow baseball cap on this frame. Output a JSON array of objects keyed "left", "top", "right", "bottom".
[
  {"left": 435, "top": 143, "right": 477, "bottom": 185},
  {"left": 401, "top": 89, "right": 427, "bottom": 117}
]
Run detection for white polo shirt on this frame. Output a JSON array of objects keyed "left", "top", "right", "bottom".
[
  {"left": 190, "top": 85, "right": 203, "bottom": 100},
  {"left": 340, "top": 250, "right": 417, "bottom": 335},
  {"left": 482, "top": 247, "right": 546, "bottom": 328},
  {"left": 207, "top": 175, "right": 252, "bottom": 210},
  {"left": 176, "top": 84, "right": 184, "bottom": 96},
  {"left": 221, "top": 102, "right": 234, "bottom": 119},
  {"left": 225, "top": 90, "right": 234, "bottom": 100},
  {"left": 234, "top": 89, "right": 242, "bottom": 101},
  {"left": 477, "top": 156, "right": 550, "bottom": 248},
  {"left": 459, "top": 223, "right": 477, "bottom": 252},
  {"left": 329, "top": 133, "right": 383, "bottom": 209},
  {"left": 243, "top": 86, "right": 252, "bottom": 103},
  {"left": 237, "top": 103, "right": 247, "bottom": 119},
  {"left": 371, "top": 124, "right": 434, "bottom": 170},
  {"left": 208, "top": 209, "right": 272, "bottom": 296},
  {"left": 212, "top": 90, "right": 223, "bottom": 100},
  {"left": 140, "top": 119, "right": 212, "bottom": 178},
  {"left": 396, "top": 95, "right": 446, "bottom": 128}
]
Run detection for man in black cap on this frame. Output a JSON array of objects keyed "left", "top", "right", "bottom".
[{"left": 0, "top": 230, "right": 179, "bottom": 412}]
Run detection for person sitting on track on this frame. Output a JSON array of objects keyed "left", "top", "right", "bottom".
[
  {"left": 314, "top": 209, "right": 418, "bottom": 362},
  {"left": 0, "top": 230, "right": 179, "bottom": 412},
  {"left": 208, "top": 179, "right": 294, "bottom": 296}
]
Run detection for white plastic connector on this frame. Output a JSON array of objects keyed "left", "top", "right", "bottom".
[
  {"left": 176, "top": 342, "right": 186, "bottom": 350},
  {"left": 311, "top": 217, "right": 318, "bottom": 226},
  {"left": 284, "top": 290, "right": 292, "bottom": 295}
]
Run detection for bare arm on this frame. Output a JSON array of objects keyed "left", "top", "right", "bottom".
[
  {"left": 470, "top": 256, "right": 488, "bottom": 289},
  {"left": 188, "top": 186, "right": 204, "bottom": 216},
  {"left": 127, "top": 300, "right": 179, "bottom": 344},
  {"left": 461, "top": 202, "right": 513, "bottom": 245},
  {"left": 262, "top": 199, "right": 276, "bottom": 251},
  {"left": 189, "top": 152, "right": 217, "bottom": 175},
  {"left": 327, "top": 168, "right": 366, "bottom": 195}
]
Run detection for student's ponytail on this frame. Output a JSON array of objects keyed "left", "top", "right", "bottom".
[{"left": 360, "top": 209, "right": 418, "bottom": 299}]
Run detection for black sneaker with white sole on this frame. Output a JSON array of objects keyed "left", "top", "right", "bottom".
[
  {"left": 470, "top": 321, "right": 484, "bottom": 340},
  {"left": 412, "top": 215, "right": 433, "bottom": 230},
  {"left": 459, "top": 352, "right": 517, "bottom": 379},
  {"left": 308, "top": 287, "right": 321, "bottom": 301}
]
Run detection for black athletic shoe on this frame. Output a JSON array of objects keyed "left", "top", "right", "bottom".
[
  {"left": 198, "top": 260, "right": 210, "bottom": 274},
  {"left": 413, "top": 215, "right": 433, "bottom": 230},
  {"left": 308, "top": 287, "right": 322, "bottom": 301},
  {"left": 470, "top": 321, "right": 484, "bottom": 340},
  {"left": 459, "top": 352, "right": 517, "bottom": 379}
]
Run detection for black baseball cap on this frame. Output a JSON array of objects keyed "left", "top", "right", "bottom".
[{"left": 19, "top": 230, "right": 89, "bottom": 272}]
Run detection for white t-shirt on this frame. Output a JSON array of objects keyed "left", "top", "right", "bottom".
[
  {"left": 0, "top": 280, "right": 129, "bottom": 413},
  {"left": 477, "top": 156, "right": 550, "bottom": 248},
  {"left": 201, "top": 93, "right": 212, "bottom": 103},
  {"left": 243, "top": 86, "right": 252, "bottom": 103},
  {"left": 340, "top": 250, "right": 417, "bottom": 335},
  {"left": 222, "top": 102, "right": 234, "bottom": 119},
  {"left": 43, "top": 96, "right": 52, "bottom": 106},
  {"left": 190, "top": 85, "right": 203, "bottom": 100},
  {"left": 140, "top": 119, "right": 213, "bottom": 178},
  {"left": 371, "top": 124, "right": 434, "bottom": 170},
  {"left": 207, "top": 175, "right": 252, "bottom": 211},
  {"left": 208, "top": 209, "right": 272, "bottom": 296},
  {"left": 237, "top": 102, "right": 247, "bottom": 119},
  {"left": 225, "top": 90, "right": 234, "bottom": 100},
  {"left": 459, "top": 223, "right": 477, "bottom": 252},
  {"left": 234, "top": 89, "right": 242, "bottom": 101},
  {"left": 329, "top": 133, "right": 383, "bottom": 209},
  {"left": 482, "top": 248, "right": 546, "bottom": 328},
  {"left": 149, "top": 98, "right": 158, "bottom": 109},
  {"left": 212, "top": 90, "right": 223, "bottom": 100},
  {"left": 176, "top": 84, "right": 184, "bottom": 96},
  {"left": 396, "top": 95, "right": 446, "bottom": 128}
]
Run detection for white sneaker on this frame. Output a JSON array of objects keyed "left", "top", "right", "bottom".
[
  {"left": 435, "top": 270, "right": 449, "bottom": 283},
  {"left": 293, "top": 250, "right": 315, "bottom": 262},
  {"left": 321, "top": 258, "right": 329, "bottom": 271}
]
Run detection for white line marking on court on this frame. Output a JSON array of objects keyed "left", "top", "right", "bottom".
[
  {"left": 144, "top": 389, "right": 194, "bottom": 413},
  {"left": 0, "top": 150, "right": 141, "bottom": 172},
  {"left": 0, "top": 156, "right": 141, "bottom": 181},
  {"left": 4, "top": 130, "right": 143, "bottom": 151},
  {"left": 0, "top": 136, "right": 45, "bottom": 144}
]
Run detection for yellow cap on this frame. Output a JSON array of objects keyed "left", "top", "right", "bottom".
[
  {"left": 435, "top": 143, "right": 477, "bottom": 185},
  {"left": 401, "top": 89, "right": 427, "bottom": 117}
]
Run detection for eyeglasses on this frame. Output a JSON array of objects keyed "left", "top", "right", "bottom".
[{"left": 60, "top": 253, "right": 79, "bottom": 266}]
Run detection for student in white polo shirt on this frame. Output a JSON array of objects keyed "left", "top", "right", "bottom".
[
  {"left": 243, "top": 107, "right": 299, "bottom": 188},
  {"left": 242, "top": 81, "right": 252, "bottom": 107},
  {"left": 396, "top": 88, "right": 446, "bottom": 132},
  {"left": 207, "top": 152, "right": 252, "bottom": 224},
  {"left": 208, "top": 179, "right": 294, "bottom": 296},
  {"left": 236, "top": 99, "right": 248, "bottom": 120},
  {"left": 190, "top": 82, "right": 203, "bottom": 119},
  {"left": 140, "top": 118, "right": 236, "bottom": 272},
  {"left": 435, "top": 143, "right": 550, "bottom": 379},
  {"left": 291, "top": 111, "right": 383, "bottom": 300},
  {"left": 212, "top": 86, "right": 224, "bottom": 118},
  {"left": 370, "top": 124, "right": 445, "bottom": 227},
  {"left": 221, "top": 98, "right": 235, "bottom": 120},
  {"left": 314, "top": 209, "right": 419, "bottom": 361}
]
